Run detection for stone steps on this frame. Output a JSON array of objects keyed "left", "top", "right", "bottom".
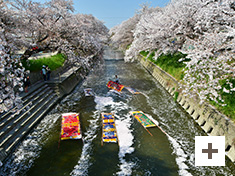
[
  {"left": 0, "top": 81, "right": 59, "bottom": 159},
  {"left": 0, "top": 82, "right": 48, "bottom": 121},
  {"left": 0, "top": 89, "right": 54, "bottom": 142},
  {"left": 0, "top": 64, "right": 85, "bottom": 165},
  {"left": 0, "top": 86, "right": 51, "bottom": 131},
  {"left": 4, "top": 95, "right": 58, "bottom": 153}
]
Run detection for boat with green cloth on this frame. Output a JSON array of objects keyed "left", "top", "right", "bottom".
[{"left": 130, "top": 111, "right": 157, "bottom": 136}]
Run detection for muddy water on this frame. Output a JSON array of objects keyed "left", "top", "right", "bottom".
[{"left": 1, "top": 49, "right": 235, "bottom": 176}]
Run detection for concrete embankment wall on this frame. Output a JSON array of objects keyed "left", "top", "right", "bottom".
[
  {"left": 140, "top": 57, "right": 235, "bottom": 162},
  {"left": 48, "top": 67, "right": 84, "bottom": 98}
]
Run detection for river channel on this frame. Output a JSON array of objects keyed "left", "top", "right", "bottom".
[{"left": 1, "top": 49, "right": 235, "bottom": 176}]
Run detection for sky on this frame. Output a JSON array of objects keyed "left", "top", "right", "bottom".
[
  {"left": 73, "top": 0, "right": 170, "bottom": 29},
  {"left": 33, "top": 0, "right": 170, "bottom": 29}
]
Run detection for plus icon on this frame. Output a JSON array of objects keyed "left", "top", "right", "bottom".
[
  {"left": 202, "top": 143, "right": 218, "bottom": 159},
  {"left": 195, "top": 136, "right": 225, "bottom": 166}
]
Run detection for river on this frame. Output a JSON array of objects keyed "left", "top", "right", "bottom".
[{"left": 1, "top": 48, "right": 235, "bottom": 176}]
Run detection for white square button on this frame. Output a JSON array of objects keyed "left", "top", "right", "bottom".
[{"left": 195, "top": 136, "right": 225, "bottom": 166}]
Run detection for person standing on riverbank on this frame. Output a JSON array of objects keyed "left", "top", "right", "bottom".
[
  {"left": 46, "top": 65, "right": 51, "bottom": 81},
  {"left": 23, "top": 76, "right": 31, "bottom": 93},
  {"left": 42, "top": 65, "right": 47, "bottom": 81}
]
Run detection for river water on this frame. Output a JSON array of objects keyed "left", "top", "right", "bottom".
[{"left": 1, "top": 48, "right": 235, "bottom": 176}]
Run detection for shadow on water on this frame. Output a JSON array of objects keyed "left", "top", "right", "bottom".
[
  {"left": 88, "top": 143, "right": 120, "bottom": 176},
  {"left": 26, "top": 121, "right": 83, "bottom": 176},
  {"left": 128, "top": 117, "right": 178, "bottom": 176}
]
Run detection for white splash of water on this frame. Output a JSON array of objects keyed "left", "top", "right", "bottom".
[
  {"left": 108, "top": 89, "right": 121, "bottom": 96},
  {"left": 115, "top": 114, "right": 135, "bottom": 176},
  {"left": 167, "top": 135, "right": 193, "bottom": 176},
  {"left": 116, "top": 161, "right": 136, "bottom": 176},
  {"left": 116, "top": 118, "right": 134, "bottom": 158},
  {"left": 70, "top": 112, "right": 99, "bottom": 176},
  {"left": 94, "top": 96, "right": 114, "bottom": 110},
  {"left": 139, "top": 92, "right": 150, "bottom": 100}
]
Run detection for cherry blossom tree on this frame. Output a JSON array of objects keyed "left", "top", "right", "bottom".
[
  {"left": 5, "top": 0, "right": 75, "bottom": 54},
  {"left": 0, "top": 0, "right": 108, "bottom": 113},
  {"left": 0, "top": 35, "right": 25, "bottom": 113},
  {"left": 55, "top": 13, "right": 108, "bottom": 70},
  {"left": 111, "top": 0, "right": 235, "bottom": 104},
  {"left": 109, "top": 14, "right": 140, "bottom": 51},
  {"left": 0, "top": 1, "right": 25, "bottom": 113},
  {"left": 178, "top": 0, "right": 235, "bottom": 103},
  {"left": 6, "top": 0, "right": 108, "bottom": 59}
]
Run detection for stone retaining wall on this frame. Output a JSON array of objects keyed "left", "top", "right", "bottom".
[
  {"left": 47, "top": 67, "right": 84, "bottom": 98},
  {"left": 140, "top": 57, "right": 235, "bottom": 162}
]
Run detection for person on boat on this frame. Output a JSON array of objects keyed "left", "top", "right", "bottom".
[{"left": 114, "top": 75, "right": 120, "bottom": 84}]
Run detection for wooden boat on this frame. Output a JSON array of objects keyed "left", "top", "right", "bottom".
[
  {"left": 101, "top": 112, "right": 119, "bottom": 145},
  {"left": 129, "top": 111, "right": 156, "bottom": 136},
  {"left": 60, "top": 113, "right": 82, "bottom": 140},
  {"left": 84, "top": 88, "right": 95, "bottom": 96},
  {"left": 107, "top": 80, "right": 124, "bottom": 92}
]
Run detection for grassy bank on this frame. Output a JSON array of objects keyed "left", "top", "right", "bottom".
[
  {"left": 22, "top": 53, "right": 66, "bottom": 72},
  {"left": 140, "top": 50, "right": 235, "bottom": 120},
  {"left": 140, "top": 50, "right": 188, "bottom": 80},
  {"left": 210, "top": 79, "right": 235, "bottom": 120}
]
